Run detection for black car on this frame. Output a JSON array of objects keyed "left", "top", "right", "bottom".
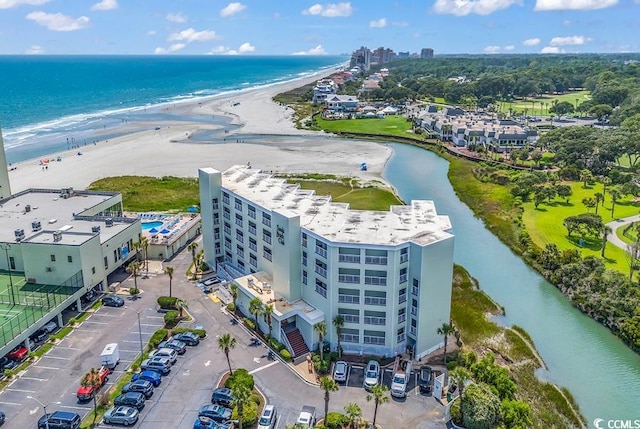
[
  {"left": 158, "top": 339, "right": 187, "bottom": 355},
  {"left": 211, "top": 387, "right": 235, "bottom": 408},
  {"left": 418, "top": 365, "right": 432, "bottom": 394},
  {"left": 0, "top": 410, "right": 5, "bottom": 425},
  {"left": 102, "top": 295, "right": 125, "bottom": 307},
  {"left": 37, "top": 411, "right": 81, "bottom": 429},
  {"left": 114, "top": 391, "right": 146, "bottom": 410},
  {"left": 0, "top": 357, "right": 17, "bottom": 371},
  {"left": 172, "top": 332, "right": 200, "bottom": 346},
  {"left": 122, "top": 380, "right": 154, "bottom": 399},
  {"left": 30, "top": 328, "right": 49, "bottom": 343}
]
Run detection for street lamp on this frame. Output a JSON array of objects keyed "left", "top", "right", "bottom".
[
  {"left": 0, "top": 243, "right": 15, "bottom": 306},
  {"left": 27, "top": 396, "right": 58, "bottom": 429}
]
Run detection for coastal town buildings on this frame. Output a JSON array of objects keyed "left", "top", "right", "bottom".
[
  {"left": 420, "top": 48, "right": 435, "bottom": 59},
  {"left": 199, "top": 165, "right": 454, "bottom": 360}
]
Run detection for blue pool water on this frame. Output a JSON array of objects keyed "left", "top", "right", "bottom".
[{"left": 141, "top": 221, "right": 163, "bottom": 231}]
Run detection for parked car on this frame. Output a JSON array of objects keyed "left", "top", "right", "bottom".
[
  {"left": 418, "top": 365, "right": 433, "bottom": 394},
  {"left": 131, "top": 370, "right": 162, "bottom": 387},
  {"left": 141, "top": 357, "right": 171, "bottom": 375},
  {"left": 149, "top": 347, "right": 177, "bottom": 365},
  {"left": 257, "top": 404, "right": 277, "bottom": 429},
  {"left": 211, "top": 387, "right": 235, "bottom": 408},
  {"left": 37, "top": 411, "right": 81, "bottom": 429},
  {"left": 102, "top": 295, "right": 124, "bottom": 307},
  {"left": 76, "top": 366, "right": 110, "bottom": 401},
  {"left": 0, "top": 410, "right": 5, "bottom": 425},
  {"left": 333, "top": 361, "right": 348, "bottom": 383},
  {"left": 0, "top": 357, "right": 18, "bottom": 370},
  {"left": 103, "top": 405, "right": 139, "bottom": 426},
  {"left": 363, "top": 360, "right": 380, "bottom": 390},
  {"left": 42, "top": 320, "right": 58, "bottom": 334},
  {"left": 198, "top": 404, "right": 232, "bottom": 423},
  {"left": 30, "top": 328, "right": 49, "bottom": 343},
  {"left": 193, "top": 416, "right": 217, "bottom": 429},
  {"left": 113, "top": 392, "right": 145, "bottom": 410},
  {"left": 7, "top": 345, "right": 28, "bottom": 361},
  {"left": 197, "top": 276, "right": 220, "bottom": 288},
  {"left": 172, "top": 331, "right": 200, "bottom": 346},
  {"left": 158, "top": 339, "right": 187, "bottom": 355},
  {"left": 122, "top": 380, "right": 154, "bottom": 399}
]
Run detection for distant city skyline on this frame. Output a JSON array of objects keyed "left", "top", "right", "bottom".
[{"left": 0, "top": 0, "right": 638, "bottom": 55}]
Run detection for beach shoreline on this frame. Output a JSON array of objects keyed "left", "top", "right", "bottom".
[{"left": 6, "top": 64, "right": 393, "bottom": 194}]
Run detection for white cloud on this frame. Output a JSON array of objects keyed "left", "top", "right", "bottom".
[
  {"left": 238, "top": 42, "right": 255, "bottom": 53},
  {"left": 504, "top": 45, "right": 515, "bottom": 51},
  {"left": 534, "top": 0, "right": 617, "bottom": 10},
  {"left": 522, "top": 37, "right": 541, "bottom": 46},
  {"left": 208, "top": 45, "right": 229, "bottom": 54},
  {"left": 291, "top": 45, "right": 328, "bottom": 55},
  {"left": 147, "top": 30, "right": 156, "bottom": 36},
  {"left": 91, "top": 0, "right": 117, "bottom": 11},
  {"left": 220, "top": 2, "right": 246, "bottom": 17},
  {"left": 432, "top": 0, "right": 521, "bottom": 16},
  {"left": 369, "top": 18, "right": 387, "bottom": 28},
  {"left": 166, "top": 12, "right": 187, "bottom": 23},
  {"left": 26, "top": 11, "right": 89, "bottom": 31},
  {"left": 25, "top": 44, "right": 44, "bottom": 54},
  {"left": 483, "top": 45, "right": 501, "bottom": 54},
  {"left": 167, "top": 28, "right": 217, "bottom": 43},
  {"left": 549, "top": 35, "right": 591, "bottom": 46},
  {"left": 154, "top": 43, "right": 186, "bottom": 55},
  {"left": 0, "top": 0, "right": 48, "bottom": 9},
  {"left": 302, "top": 2, "right": 352, "bottom": 17},
  {"left": 541, "top": 46, "right": 562, "bottom": 53}
]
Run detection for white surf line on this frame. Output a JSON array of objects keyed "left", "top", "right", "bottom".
[{"left": 248, "top": 361, "right": 279, "bottom": 375}]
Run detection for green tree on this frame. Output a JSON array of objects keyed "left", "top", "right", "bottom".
[
  {"left": 501, "top": 399, "right": 533, "bottom": 429},
  {"left": 437, "top": 322, "right": 455, "bottom": 363},
  {"left": 582, "top": 197, "right": 596, "bottom": 213},
  {"left": 332, "top": 315, "right": 344, "bottom": 358},
  {"left": 126, "top": 261, "right": 140, "bottom": 294},
  {"left": 319, "top": 376, "right": 339, "bottom": 424},
  {"left": 609, "top": 187, "right": 622, "bottom": 218},
  {"left": 594, "top": 192, "right": 604, "bottom": 214},
  {"left": 217, "top": 333, "right": 236, "bottom": 375},
  {"left": 314, "top": 321, "right": 328, "bottom": 362},
  {"left": 141, "top": 236, "right": 150, "bottom": 272},
  {"left": 366, "top": 384, "right": 389, "bottom": 428},
  {"left": 550, "top": 100, "right": 575, "bottom": 116},
  {"left": 589, "top": 103, "right": 613, "bottom": 121},
  {"left": 230, "top": 283, "right": 238, "bottom": 307},
  {"left": 555, "top": 184, "right": 572, "bottom": 202},
  {"left": 602, "top": 225, "right": 613, "bottom": 258},
  {"left": 249, "top": 297, "right": 264, "bottom": 332},
  {"left": 461, "top": 383, "right": 501, "bottom": 429},
  {"left": 231, "top": 383, "right": 252, "bottom": 429},
  {"left": 449, "top": 367, "right": 472, "bottom": 424},
  {"left": 263, "top": 304, "right": 274, "bottom": 338},
  {"left": 344, "top": 403, "right": 362, "bottom": 429},
  {"left": 530, "top": 150, "right": 543, "bottom": 168},
  {"left": 80, "top": 367, "right": 103, "bottom": 425},
  {"left": 187, "top": 242, "right": 199, "bottom": 280},
  {"left": 580, "top": 169, "right": 594, "bottom": 188},
  {"left": 164, "top": 266, "right": 174, "bottom": 298}
]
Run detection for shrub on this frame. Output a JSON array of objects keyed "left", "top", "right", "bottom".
[
  {"left": 226, "top": 302, "right": 236, "bottom": 312},
  {"left": 164, "top": 310, "right": 179, "bottom": 328},
  {"left": 225, "top": 368, "right": 255, "bottom": 391},
  {"left": 157, "top": 296, "right": 179, "bottom": 309},
  {"left": 231, "top": 400, "right": 258, "bottom": 426},
  {"left": 447, "top": 361, "right": 458, "bottom": 371},
  {"left": 328, "top": 351, "right": 339, "bottom": 362},
  {"left": 268, "top": 338, "right": 283, "bottom": 351},
  {"left": 250, "top": 392, "right": 261, "bottom": 405},
  {"left": 325, "top": 412, "right": 349, "bottom": 429},
  {"left": 243, "top": 318, "right": 255, "bottom": 330},
  {"left": 149, "top": 329, "right": 168, "bottom": 348},
  {"left": 279, "top": 348, "right": 291, "bottom": 361},
  {"left": 129, "top": 287, "right": 140, "bottom": 296},
  {"left": 462, "top": 383, "right": 501, "bottom": 429}
]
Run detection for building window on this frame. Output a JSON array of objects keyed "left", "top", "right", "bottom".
[
  {"left": 225, "top": 238, "right": 232, "bottom": 250},
  {"left": 50, "top": 254, "right": 56, "bottom": 262},
  {"left": 399, "top": 288, "right": 407, "bottom": 304},
  {"left": 399, "top": 267, "right": 407, "bottom": 284},
  {"left": 302, "top": 251, "right": 307, "bottom": 266},
  {"left": 68, "top": 255, "right": 73, "bottom": 263},
  {"left": 223, "top": 207, "right": 230, "bottom": 221},
  {"left": 238, "top": 260, "right": 245, "bottom": 269},
  {"left": 92, "top": 266, "right": 96, "bottom": 274},
  {"left": 222, "top": 192, "right": 229, "bottom": 205},
  {"left": 234, "top": 198, "right": 243, "bottom": 211},
  {"left": 236, "top": 230, "right": 244, "bottom": 243},
  {"left": 214, "top": 227, "right": 221, "bottom": 240},
  {"left": 364, "top": 290, "right": 386, "bottom": 306},
  {"left": 249, "top": 254, "right": 257, "bottom": 267},
  {"left": 338, "top": 308, "right": 360, "bottom": 324},
  {"left": 236, "top": 245, "right": 244, "bottom": 259},
  {"left": 235, "top": 213, "right": 243, "bottom": 227},
  {"left": 338, "top": 268, "right": 360, "bottom": 284},
  {"left": 397, "top": 327, "right": 405, "bottom": 343},
  {"left": 315, "top": 260, "right": 327, "bottom": 278},
  {"left": 412, "top": 278, "right": 419, "bottom": 296},
  {"left": 103, "top": 256, "right": 108, "bottom": 270},
  {"left": 225, "top": 251, "right": 233, "bottom": 261},
  {"left": 338, "top": 288, "right": 360, "bottom": 304},
  {"left": 248, "top": 221, "right": 256, "bottom": 235},
  {"left": 410, "top": 318, "right": 417, "bottom": 336},
  {"left": 263, "top": 246, "right": 272, "bottom": 262},
  {"left": 315, "top": 278, "right": 327, "bottom": 298},
  {"left": 249, "top": 238, "right": 257, "bottom": 252},
  {"left": 301, "top": 232, "right": 307, "bottom": 247},
  {"left": 248, "top": 205, "right": 256, "bottom": 219},
  {"left": 364, "top": 311, "right": 386, "bottom": 326},
  {"left": 364, "top": 270, "right": 387, "bottom": 286},
  {"left": 262, "top": 212, "right": 271, "bottom": 227},
  {"left": 400, "top": 247, "right": 409, "bottom": 263},
  {"left": 411, "top": 298, "right": 418, "bottom": 316},
  {"left": 398, "top": 307, "right": 406, "bottom": 324},
  {"left": 365, "top": 249, "right": 387, "bottom": 265},
  {"left": 315, "top": 241, "right": 327, "bottom": 258},
  {"left": 340, "top": 328, "right": 359, "bottom": 343},
  {"left": 302, "top": 270, "right": 308, "bottom": 285},
  {"left": 338, "top": 247, "right": 360, "bottom": 263},
  {"left": 215, "top": 243, "right": 221, "bottom": 255},
  {"left": 263, "top": 230, "right": 272, "bottom": 245},
  {"left": 212, "top": 198, "right": 219, "bottom": 210},
  {"left": 224, "top": 222, "right": 231, "bottom": 235},
  {"left": 213, "top": 213, "right": 219, "bottom": 225},
  {"left": 363, "top": 330, "right": 385, "bottom": 345}
]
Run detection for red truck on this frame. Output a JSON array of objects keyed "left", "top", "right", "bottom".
[{"left": 76, "top": 366, "right": 110, "bottom": 401}]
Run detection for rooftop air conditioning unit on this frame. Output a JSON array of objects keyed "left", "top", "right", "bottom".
[
  {"left": 105, "top": 218, "right": 114, "bottom": 227},
  {"left": 92, "top": 225, "right": 101, "bottom": 233},
  {"left": 25, "top": 204, "right": 31, "bottom": 212},
  {"left": 32, "top": 221, "right": 42, "bottom": 231},
  {"left": 14, "top": 229, "right": 25, "bottom": 241},
  {"left": 53, "top": 231, "right": 62, "bottom": 242}
]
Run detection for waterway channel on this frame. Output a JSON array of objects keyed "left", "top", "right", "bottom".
[{"left": 382, "top": 142, "right": 640, "bottom": 425}]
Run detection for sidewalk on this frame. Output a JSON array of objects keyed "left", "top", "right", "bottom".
[{"left": 605, "top": 214, "right": 640, "bottom": 250}]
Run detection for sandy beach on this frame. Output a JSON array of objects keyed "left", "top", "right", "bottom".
[{"left": 7, "top": 69, "right": 392, "bottom": 193}]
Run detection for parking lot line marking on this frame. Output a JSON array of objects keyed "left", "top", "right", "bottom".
[
  {"left": 248, "top": 361, "right": 279, "bottom": 374},
  {"left": 20, "top": 376, "right": 47, "bottom": 382},
  {"left": 3, "top": 388, "right": 36, "bottom": 393},
  {"left": 118, "top": 349, "right": 139, "bottom": 353},
  {"left": 121, "top": 340, "right": 139, "bottom": 343},
  {"left": 41, "top": 355, "right": 71, "bottom": 360},
  {"left": 146, "top": 316, "right": 164, "bottom": 320},
  {"left": 74, "top": 329, "right": 101, "bottom": 333},
  {"left": 80, "top": 320, "right": 109, "bottom": 325},
  {"left": 140, "top": 323, "right": 160, "bottom": 327},
  {"left": 50, "top": 346, "right": 80, "bottom": 350},
  {"left": 33, "top": 365, "right": 60, "bottom": 370},
  {"left": 0, "top": 401, "right": 22, "bottom": 406},
  {"left": 59, "top": 404, "right": 92, "bottom": 411}
]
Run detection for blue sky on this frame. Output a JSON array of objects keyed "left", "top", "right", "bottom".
[{"left": 0, "top": 0, "right": 638, "bottom": 55}]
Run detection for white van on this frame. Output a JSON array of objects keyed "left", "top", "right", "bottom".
[{"left": 257, "top": 404, "right": 277, "bottom": 429}]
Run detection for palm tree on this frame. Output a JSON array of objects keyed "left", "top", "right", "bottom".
[
  {"left": 344, "top": 403, "right": 362, "bottom": 429},
  {"left": 332, "top": 315, "right": 344, "bottom": 358},
  {"left": 248, "top": 297, "right": 263, "bottom": 332},
  {"left": 319, "top": 376, "right": 339, "bottom": 424},
  {"left": 449, "top": 367, "right": 472, "bottom": 424},
  {"left": 140, "top": 236, "right": 149, "bottom": 271},
  {"left": 165, "top": 266, "right": 174, "bottom": 298},
  {"left": 609, "top": 187, "right": 622, "bottom": 218},
  {"left": 579, "top": 169, "right": 593, "bottom": 188},
  {"left": 80, "top": 368, "right": 102, "bottom": 425},
  {"left": 126, "top": 261, "right": 140, "bottom": 294},
  {"left": 314, "top": 321, "right": 328, "bottom": 362},
  {"left": 602, "top": 225, "right": 612, "bottom": 258},
  {"left": 263, "top": 304, "right": 274, "bottom": 338},
  {"left": 602, "top": 176, "right": 612, "bottom": 196},
  {"left": 187, "top": 242, "right": 199, "bottom": 280},
  {"left": 231, "top": 383, "right": 252, "bottom": 429},
  {"left": 436, "top": 322, "right": 455, "bottom": 363},
  {"left": 217, "top": 333, "right": 236, "bottom": 375},
  {"left": 230, "top": 284, "right": 238, "bottom": 308},
  {"left": 366, "top": 384, "right": 389, "bottom": 428},
  {"left": 594, "top": 192, "right": 604, "bottom": 214},
  {"left": 132, "top": 241, "right": 142, "bottom": 262}
]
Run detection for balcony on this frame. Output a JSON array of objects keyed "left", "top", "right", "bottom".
[
  {"left": 400, "top": 254, "right": 409, "bottom": 263},
  {"left": 364, "top": 316, "right": 386, "bottom": 326},
  {"left": 339, "top": 255, "right": 361, "bottom": 264},
  {"left": 338, "top": 274, "right": 360, "bottom": 284},
  {"left": 364, "top": 297, "right": 386, "bottom": 306},
  {"left": 338, "top": 295, "right": 360, "bottom": 304},
  {"left": 364, "top": 276, "right": 387, "bottom": 286},
  {"left": 315, "top": 247, "right": 327, "bottom": 258},
  {"left": 343, "top": 315, "right": 360, "bottom": 323},
  {"left": 365, "top": 256, "right": 387, "bottom": 265},
  {"left": 315, "top": 266, "right": 327, "bottom": 278}
]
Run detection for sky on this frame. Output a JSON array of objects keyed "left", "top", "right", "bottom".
[{"left": 0, "top": 0, "right": 638, "bottom": 55}]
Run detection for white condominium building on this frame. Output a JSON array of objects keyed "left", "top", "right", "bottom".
[{"left": 199, "top": 166, "right": 454, "bottom": 360}]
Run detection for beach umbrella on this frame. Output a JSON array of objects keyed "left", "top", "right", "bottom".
[
  {"left": 149, "top": 227, "right": 158, "bottom": 233},
  {"left": 160, "top": 229, "right": 170, "bottom": 234}
]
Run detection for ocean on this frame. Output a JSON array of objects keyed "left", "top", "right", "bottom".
[{"left": 0, "top": 55, "right": 346, "bottom": 164}]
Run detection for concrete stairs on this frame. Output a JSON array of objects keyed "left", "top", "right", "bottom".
[{"left": 285, "top": 328, "right": 309, "bottom": 357}]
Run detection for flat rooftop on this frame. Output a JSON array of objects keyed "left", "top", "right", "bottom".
[
  {"left": 0, "top": 189, "right": 136, "bottom": 245},
  {"left": 218, "top": 166, "right": 453, "bottom": 246}
]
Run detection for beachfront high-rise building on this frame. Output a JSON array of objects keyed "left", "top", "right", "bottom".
[
  {"left": 199, "top": 166, "right": 454, "bottom": 360},
  {"left": 0, "top": 126, "right": 12, "bottom": 199},
  {"left": 350, "top": 46, "right": 371, "bottom": 72},
  {"left": 421, "top": 48, "right": 435, "bottom": 59}
]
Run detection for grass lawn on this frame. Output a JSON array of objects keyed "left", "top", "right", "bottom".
[
  {"left": 499, "top": 90, "right": 591, "bottom": 115},
  {"left": 316, "top": 115, "right": 413, "bottom": 138},
  {"left": 88, "top": 176, "right": 199, "bottom": 213},
  {"left": 522, "top": 181, "right": 640, "bottom": 274}
]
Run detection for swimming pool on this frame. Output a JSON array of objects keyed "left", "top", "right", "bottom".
[{"left": 141, "top": 221, "right": 163, "bottom": 231}]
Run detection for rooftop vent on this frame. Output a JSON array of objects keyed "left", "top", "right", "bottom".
[
  {"left": 53, "top": 231, "right": 62, "bottom": 242},
  {"left": 14, "top": 229, "right": 25, "bottom": 241},
  {"left": 31, "top": 221, "right": 42, "bottom": 232},
  {"left": 91, "top": 225, "right": 101, "bottom": 233},
  {"left": 25, "top": 204, "right": 31, "bottom": 212},
  {"left": 105, "top": 218, "right": 114, "bottom": 227}
]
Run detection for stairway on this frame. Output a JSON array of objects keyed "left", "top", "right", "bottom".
[{"left": 285, "top": 328, "right": 310, "bottom": 357}]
